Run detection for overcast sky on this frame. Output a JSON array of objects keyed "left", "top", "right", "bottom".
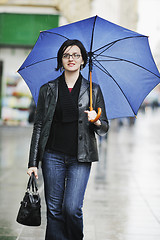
[{"left": 138, "top": 0, "right": 160, "bottom": 53}]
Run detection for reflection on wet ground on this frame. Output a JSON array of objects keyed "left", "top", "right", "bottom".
[{"left": 0, "top": 109, "right": 160, "bottom": 240}]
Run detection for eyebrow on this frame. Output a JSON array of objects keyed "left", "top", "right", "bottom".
[{"left": 63, "top": 52, "right": 80, "bottom": 54}]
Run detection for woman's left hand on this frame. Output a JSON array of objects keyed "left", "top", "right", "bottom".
[{"left": 84, "top": 110, "right": 101, "bottom": 126}]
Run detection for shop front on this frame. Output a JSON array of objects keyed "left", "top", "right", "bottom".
[{"left": 0, "top": 12, "right": 59, "bottom": 125}]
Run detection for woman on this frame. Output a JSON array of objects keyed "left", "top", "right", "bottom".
[{"left": 27, "top": 39, "right": 109, "bottom": 240}]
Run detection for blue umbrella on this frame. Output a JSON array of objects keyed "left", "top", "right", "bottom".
[{"left": 18, "top": 15, "right": 160, "bottom": 119}]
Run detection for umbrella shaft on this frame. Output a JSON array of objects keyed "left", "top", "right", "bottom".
[{"left": 90, "top": 71, "right": 93, "bottom": 111}]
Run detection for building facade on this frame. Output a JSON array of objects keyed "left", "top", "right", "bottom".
[
  {"left": 0, "top": 0, "right": 92, "bottom": 124},
  {"left": 91, "top": 0, "right": 138, "bottom": 31}
]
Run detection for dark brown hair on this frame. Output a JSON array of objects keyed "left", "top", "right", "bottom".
[{"left": 55, "top": 39, "right": 88, "bottom": 71}]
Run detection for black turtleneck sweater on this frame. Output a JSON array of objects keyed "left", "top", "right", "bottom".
[{"left": 46, "top": 73, "right": 82, "bottom": 156}]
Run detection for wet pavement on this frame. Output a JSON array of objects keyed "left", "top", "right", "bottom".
[{"left": 0, "top": 108, "right": 160, "bottom": 240}]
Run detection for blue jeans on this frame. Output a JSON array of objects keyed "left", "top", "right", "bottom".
[{"left": 42, "top": 151, "right": 91, "bottom": 240}]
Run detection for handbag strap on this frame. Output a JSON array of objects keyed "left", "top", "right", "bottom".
[{"left": 27, "top": 173, "right": 38, "bottom": 192}]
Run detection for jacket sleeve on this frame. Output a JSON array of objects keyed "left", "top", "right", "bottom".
[
  {"left": 92, "top": 85, "right": 109, "bottom": 136},
  {"left": 28, "top": 86, "right": 46, "bottom": 168}
]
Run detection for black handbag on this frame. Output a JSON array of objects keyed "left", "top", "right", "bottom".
[{"left": 16, "top": 173, "right": 41, "bottom": 226}]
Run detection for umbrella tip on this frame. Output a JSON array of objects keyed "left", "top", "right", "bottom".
[{"left": 135, "top": 115, "right": 137, "bottom": 119}]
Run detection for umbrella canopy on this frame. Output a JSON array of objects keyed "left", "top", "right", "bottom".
[{"left": 18, "top": 15, "right": 160, "bottom": 119}]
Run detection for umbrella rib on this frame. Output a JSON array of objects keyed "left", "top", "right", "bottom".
[
  {"left": 94, "top": 35, "right": 146, "bottom": 56},
  {"left": 92, "top": 60, "right": 113, "bottom": 79},
  {"left": 42, "top": 31, "right": 69, "bottom": 40},
  {"left": 92, "top": 59, "right": 136, "bottom": 115},
  {"left": 93, "top": 54, "right": 160, "bottom": 79},
  {"left": 94, "top": 42, "right": 115, "bottom": 56},
  {"left": 93, "top": 57, "right": 120, "bottom": 62},
  {"left": 18, "top": 57, "right": 57, "bottom": 71},
  {"left": 90, "top": 15, "right": 97, "bottom": 53}
]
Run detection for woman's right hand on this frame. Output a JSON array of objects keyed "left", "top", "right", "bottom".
[{"left": 27, "top": 167, "right": 38, "bottom": 179}]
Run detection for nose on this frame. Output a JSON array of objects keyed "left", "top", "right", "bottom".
[{"left": 68, "top": 54, "right": 74, "bottom": 60}]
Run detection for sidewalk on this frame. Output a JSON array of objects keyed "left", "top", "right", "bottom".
[{"left": 0, "top": 109, "right": 160, "bottom": 240}]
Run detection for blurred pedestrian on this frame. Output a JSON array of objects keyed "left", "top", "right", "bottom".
[{"left": 27, "top": 39, "right": 109, "bottom": 240}]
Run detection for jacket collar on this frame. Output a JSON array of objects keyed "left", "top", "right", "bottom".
[
  {"left": 48, "top": 76, "right": 59, "bottom": 97},
  {"left": 48, "top": 75, "right": 89, "bottom": 100},
  {"left": 79, "top": 77, "right": 90, "bottom": 101}
]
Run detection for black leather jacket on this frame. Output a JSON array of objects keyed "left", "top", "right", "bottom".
[{"left": 28, "top": 76, "right": 109, "bottom": 168}]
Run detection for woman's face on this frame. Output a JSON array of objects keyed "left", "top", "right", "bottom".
[{"left": 62, "top": 45, "right": 84, "bottom": 73}]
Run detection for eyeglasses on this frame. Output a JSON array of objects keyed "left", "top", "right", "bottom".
[{"left": 62, "top": 53, "right": 81, "bottom": 59}]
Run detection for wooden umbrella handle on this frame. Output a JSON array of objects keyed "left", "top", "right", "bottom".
[
  {"left": 89, "top": 71, "right": 102, "bottom": 123},
  {"left": 90, "top": 107, "right": 102, "bottom": 123}
]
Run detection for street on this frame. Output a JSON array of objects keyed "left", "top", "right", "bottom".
[{"left": 0, "top": 108, "right": 160, "bottom": 240}]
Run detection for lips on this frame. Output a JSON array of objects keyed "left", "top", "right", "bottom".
[{"left": 68, "top": 63, "right": 75, "bottom": 67}]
